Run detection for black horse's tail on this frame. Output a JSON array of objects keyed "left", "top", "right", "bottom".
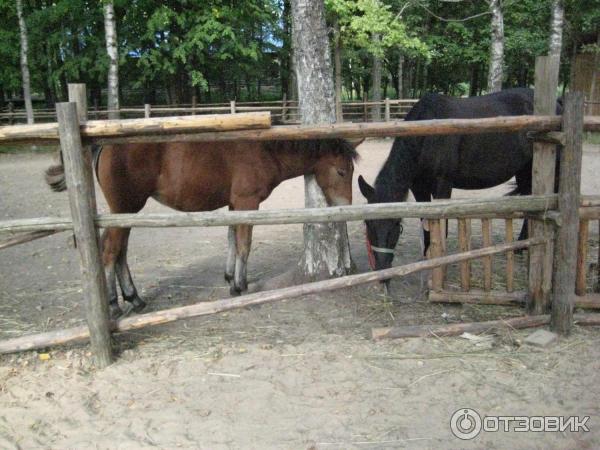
[
  {"left": 45, "top": 150, "right": 67, "bottom": 192},
  {"left": 45, "top": 145, "right": 102, "bottom": 192}
]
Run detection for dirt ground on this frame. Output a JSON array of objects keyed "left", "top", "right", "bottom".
[{"left": 1, "top": 139, "right": 600, "bottom": 449}]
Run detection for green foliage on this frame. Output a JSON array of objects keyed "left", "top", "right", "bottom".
[
  {"left": 0, "top": 0, "right": 20, "bottom": 94},
  {"left": 327, "top": 0, "right": 428, "bottom": 58},
  {"left": 0, "top": 0, "right": 597, "bottom": 106}
]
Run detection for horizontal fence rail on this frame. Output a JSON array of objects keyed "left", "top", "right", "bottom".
[
  {"left": 1, "top": 114, "right": 599, "bottom": 146},
  {"left": 3, "top": 195, "right": 600, "bottom": 234},
  {"left": 0, "top": 112, "right": 271, "bottom": 145}
]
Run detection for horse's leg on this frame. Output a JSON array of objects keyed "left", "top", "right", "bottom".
[
  {"left": 224, "top": 225, "right": 236, "bottom": 283},
  {"left": 101, "top": 228, "right": 127, "bottom": 319},
  {"left": 229, "top": 198, "right": 259, "bottom": 295},
  {"left": 231, "top": 223, "right": 254, "bottom": 295},
  {"left": 115, "top": 229, "right": 146, "bottom": 313},
  {"left": 433, "top": 179, "right": 452, "bottom": 240},
  {"left": 411, "top": 182, "right": 432, "bottom": 256},
  {"left": 412, "top": 182, "right": 434, "bottom": 298}
]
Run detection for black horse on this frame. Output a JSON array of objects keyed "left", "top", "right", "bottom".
[{"left": 358, "top": 88, "right": 560, "bottom": 278}]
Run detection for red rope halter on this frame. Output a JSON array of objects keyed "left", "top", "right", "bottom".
[{"left": 365, "top": 228, "right": 377, "bottom": 270}]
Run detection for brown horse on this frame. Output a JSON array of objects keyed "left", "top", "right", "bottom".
[{"left": 46, "top": 139, "right": 358, "bottom": 318}]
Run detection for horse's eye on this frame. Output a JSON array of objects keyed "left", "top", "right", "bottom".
[{"left": 337, "top": 169, "right": 346, "bottom": 177}]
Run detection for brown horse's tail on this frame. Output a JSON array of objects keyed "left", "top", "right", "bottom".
[
  {"left": 45, "top": 149, "right": 67, "bottom": 192},
  {"left": 45, "top": 145, "right": 102, "bottom": 192}
]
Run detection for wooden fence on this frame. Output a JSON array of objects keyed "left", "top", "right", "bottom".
[
  {"left": 426, "top": 215, "right": 600, "bottom": 309},
  {"left": 4, "top": 97, "right": 599, "bottom": 126},
  {"left": 0, "top": 98, "right": 419, "bottom": 125},
  {"left": 1, "top": 56, "right": 600, "bottom": 365}
]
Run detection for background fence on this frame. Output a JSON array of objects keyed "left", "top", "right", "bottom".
[{"left": 0, "top": 98, "right": 419, "bottom": 125}]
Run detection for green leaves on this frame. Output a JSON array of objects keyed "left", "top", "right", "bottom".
[
  {"left": 0, "top": 0, "right": 596, "bottom": 105},
  {"left": 133, "top": 1, "right": 279, "bottom": 93},
  {"left": 327, "top": 0, "right": 429, "bottom": 58}
]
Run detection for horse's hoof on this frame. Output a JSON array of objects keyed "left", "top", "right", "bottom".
[
  {"left": 124, "top": 295, "right": 147, "bottom": 313},
  {"left": 382, "top": 281, "right": 392, "bottom": 297},
  {"left": 109, "top": 302, "right": 124, "bottom": 320},
  {"left": 229, "top": 285, "right": 242, "bottom": 296},
  {"left": 224, "top": 272, "right": 233, "bottom": 283}
]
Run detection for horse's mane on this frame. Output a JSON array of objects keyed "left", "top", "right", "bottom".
[{"left": 266, "top": 139, "right": 359, "bottom": 161}]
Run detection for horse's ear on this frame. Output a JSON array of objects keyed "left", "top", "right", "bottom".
[
  {"left": 347, "top": 138, "right": 365, "bottom": 149},
  {"left": 358, "top": 175, "right": 375, "bottom": 201}
]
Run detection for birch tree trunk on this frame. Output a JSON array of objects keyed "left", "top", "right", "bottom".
[
  {"left": 548, "top": 0, "right": 564, "bottom": 59},
  {"left": 103, "top": 1, "right": 119, "bottom": 120},
  {"left": 487, "top": 0, "right": 504, "bottom": 93},
  {"left": 291, "top": 0, "right": 352, "bottom": 280},
  {"left": 16, "top": 0, "right": 33, "bottom": 124},
  {"left": 397, "top": 54, "right": 404, "bottom": 99},
  {"left": 371, "top": 34, "right": 382, "bottom": 121},
  {"left": 590, "top": 32, "right": 600, "bottom": 115},
  {"left": 333, "top": 17, "right": 343, "bottom": 123}
]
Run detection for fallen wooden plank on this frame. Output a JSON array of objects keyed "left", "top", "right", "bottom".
[
  {"left": 429, "top": 289, "right": 527, "bottom": 306},
  {"left": 372, "top": 313, "right": 600, "bottom": 340},
  {"left": 0, "top": 237, "right": 544, "bottom": 354},
  {"left": 0, "top": 230, "right": 62, "bottom": 251},
  {"left": 430, "top": 290, "right": 600, "bottom": 310}
]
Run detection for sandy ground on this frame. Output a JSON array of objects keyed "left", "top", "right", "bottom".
[{"left": 1, "top": 140, "right": 600, "bottom": 449}]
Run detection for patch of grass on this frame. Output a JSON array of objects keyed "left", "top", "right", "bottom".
[
  {"left": 585, "top": 132, "right": 600, "bottom": 146},
  {"left": 0, "top": 144, "right": 58, "bottom": 154}
]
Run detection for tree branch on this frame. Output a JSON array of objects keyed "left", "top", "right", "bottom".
[{"left": 417, "top": 2, "right": 491, "bottom": 22}]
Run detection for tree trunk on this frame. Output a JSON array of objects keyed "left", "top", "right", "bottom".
[
  {"left": 590, "top": 32, "right": 600, "bottom": 115},
  {"left": 333, "top": 17, "right": 343, "bottom": 123},
  {"left": 44, "top": 42, "right": 56, "bottom": 108},
  {"left": 291, "top": 0, "right": 352, "bottom": 280},
  {"left": 397, "top": 54, "right": 404, "bottom": 99},
  {"left": 470, "top": 64, "right": 480, "bottom": 96},
  {"left": 371, "top": 34, "right": 382, "bottom": 121},
  {"left": 487, "top": 0, "right": 504, "bottom": 93},
  {"left": 421, "top": 62, "right": 429, "bottom": 95},
  {"left": 16, "top": 0, "right": 34, "bottom": 124},
  {"left": 281, "top": 0, "right": 292, "bottom": 99},
  {"left": 103, "top": 1, "right": 119, "bottom": 119},
  {"left": 549, "top": 0, "right": 564, "bottom": 59}
]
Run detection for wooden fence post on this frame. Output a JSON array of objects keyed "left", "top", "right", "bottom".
[
  {"left": 429, "top": 219, "right": 444, "bottom": 292},
  {"left": 282, "top": 93, "right": 288, "bottom": 122},
  {"left": 552, "top": 92, "right": 584, "bottom": 334},
  {"left": 67, "top": 83, "right": 88, "bottom": 122},
  {"left": 144, "top": 104, "right": 151, "bottom": 118},
  {"left": 482, "top": 218, "right": 493, "bottom": 292},
  {"left": 505, "top": 218, "right": 514, "bottom": 292},
  {"left": 528, "top": 55, "right": 560, "bottom": 314},
  {"left": 597, "top": 220, "right": 600, "bottom": 292},
  {"left": 230, "top": 100, "right": 236, "bottom": 114},
  {"left": 56, "top": 102, "right": 113, "bottom": 367},
  {"left": 576, "top": 219, "right": 589, "bottom": 296},
  {"left": 458, "top": 218, "right": 471, "bottom": 291},
  {"left": 8, "top": 102, "right": 14, "bottom": 125},
  {"left": 384, "top": 98, "right": 391, "bottom": 122}
]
